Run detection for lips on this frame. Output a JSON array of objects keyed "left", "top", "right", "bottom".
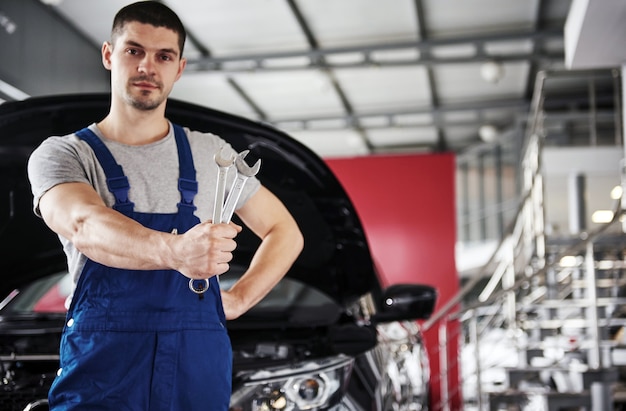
[
  {"left": 130, "top": 77, "right": 161, "bottom": 90},
  {"left": 134, "top": 82, "right": 158, "bottom": 89}
]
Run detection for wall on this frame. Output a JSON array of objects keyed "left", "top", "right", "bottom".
[
  {"left": 0, "top": 0, "right": 109, "bottom": 99},
  {"left": 542, "top": 146, "right": 622, "bottom": 235},
  {"left": 326, "top": 152, "right": 461, "bottom": 410}
]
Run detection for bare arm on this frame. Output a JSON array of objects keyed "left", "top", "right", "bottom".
[
  {"left": 220, "top": 186, "right": 304, "bottom": 320},
  {"left": 39, "top": 182, "right": 240, "bottom": 279}
]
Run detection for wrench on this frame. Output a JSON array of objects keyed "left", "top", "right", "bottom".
[
  {"left": 212, "top": 145, "right": 236, "bottom": 224},
  {"left": 221, "top": 150, "right": 261, "bottom": 223},
  {"left": 189, "top": 145, "right": 236, "bottom": 296}
]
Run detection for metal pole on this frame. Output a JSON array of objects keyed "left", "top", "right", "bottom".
[
  {"left": 469, "top": 311, "right": 483, "bottom": 410},
  {"left": 478, "top": 152, "right": 487, "bottom": 240},
  {"left": 568, "top": 173, "right": 587, "bottom": 235},
  {"left": 439, "top": 321, "right": 450, "bottom": 411},
  {"left": 585, "top": 242, "right": 614, "bottom": 411},
  {"left": 586, "top": 241, "right": 601, "bottom": 369},
  {"left": 588, "top": 78, "right": 598, "bottom": 146},
  {"left": 621, "top": 65, "right": 626, "bottom": 233}
]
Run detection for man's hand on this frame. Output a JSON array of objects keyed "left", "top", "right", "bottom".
[
  {"left": 170, "top": 221, "right": 242, "bottom": 280},
  {"left": 220, "top": 289, "right": 244, "bottom": 320}
]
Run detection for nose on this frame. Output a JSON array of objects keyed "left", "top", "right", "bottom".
[{"left": 137, "top": 55, "right": 155, "bottom": 75}]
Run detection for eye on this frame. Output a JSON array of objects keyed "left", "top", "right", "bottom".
[{"left": 126, "top": 48, "right": 140, "bottom": 56}]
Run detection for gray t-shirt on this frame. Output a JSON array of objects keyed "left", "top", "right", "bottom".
[{"left": 27, "top": 122, "right": 260, "bottom": 286}]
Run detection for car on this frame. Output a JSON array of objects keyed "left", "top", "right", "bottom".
[{"left": 0, "top": 94, "right": 437, "bottom": 411}]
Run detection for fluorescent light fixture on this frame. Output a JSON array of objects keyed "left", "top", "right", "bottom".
[
  {"left": 597, "top": 260, "right": 614, "bottom": 270},
  {"left": 611, "top": 185, "right": 623, "bottom": 200},
  {"left": 592, "top": 210, "right": 614, "bottom": 223},
  {"left": 0, "top": 79, "right": 30, "bottom": 100},
  {"left": 559, "top": 255, "right": 581, "bottom": 267}
]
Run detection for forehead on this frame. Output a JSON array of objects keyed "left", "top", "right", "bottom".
[{"left": 114, "top": 21, "right": 181, "bottom": 53}]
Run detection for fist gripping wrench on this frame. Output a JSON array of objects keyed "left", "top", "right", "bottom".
[
  {"left": 188, "top": 147, "right": 261, "bottom": 295},
  {"left": 189, "top": 146, "right": 235, "bottom": 295}
]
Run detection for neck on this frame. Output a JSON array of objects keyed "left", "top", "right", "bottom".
[{"left": 97, "top": 98, "right": 170, "bottom": 145}]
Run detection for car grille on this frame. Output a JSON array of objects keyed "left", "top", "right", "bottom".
[{"left": 0, "top": 387, "right": 49, "bottom": 411}]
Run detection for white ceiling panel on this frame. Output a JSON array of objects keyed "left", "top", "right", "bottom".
[
  {"left": 367, "top": 127, "right": 438, "bottom": 147},
  {"left": 290, "top": 129, "right": 369, "bottom": 158},
  {"left": 167, "top": 0, "right": 308, "bottom": 56},
  {"left": 334, "top": 66, "right": 432, "bottom": 113},
  {"left": 444, "top": 125, "right": 483, "bottom": 144},
  {"left": 434, "top": 62, "right": 530, "bottom": 104},
  {"left": 442, "top": 110, "right": 479, "bottom": 123},
  {"left": 52, "top": 0, "right": 127, "bottom": 45},
  {"left": 232, "top": 70, "right": 346, "bottom": 119},
  {"left": 394, "top": 113, "right": 434, "bottom": 126},
  {"left": 423, "top": 0, "right": 539, "bottom": 37},
  {"left": 170, "top": 73, "right": 258, "bottom": 120},
  {"left": 484, "top": 40, "right": 534, "bottom": 56},
  {"left": 296, "top": 0, "right": 419, "bottom": 47}
]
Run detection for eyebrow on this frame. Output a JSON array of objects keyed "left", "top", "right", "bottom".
[{"left": 124, "top": 40, "right": 179, "bottom": 57}]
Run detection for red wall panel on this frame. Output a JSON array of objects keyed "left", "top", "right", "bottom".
[{"left": 326, "top": 152, "right": 460, "bottom": 410}]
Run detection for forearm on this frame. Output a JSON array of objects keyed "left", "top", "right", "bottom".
[
  {"left": 66, "top": 203, "right": 174, "bottom": 270},
  {"left": 39, "top": 182, "right": 239, "bottom": 279},
  {"left": 223, "top": 219, "right": 303, "bottom": 319},
  {"left": 40, "top": 184, "right": 175, "bottom": 270}
]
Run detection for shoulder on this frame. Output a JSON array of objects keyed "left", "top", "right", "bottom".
[
  {"left": 181, "top": 126, "right": 239, "bottom": 157},
  {"left": 183, "top": 127, "right": 225, "bottom": 146},
  {"left": 27, "top": 128, "right": 100, "bottom": 214},
  {"left": 29, "top": 129, "right": 95, "bottom": 166}
]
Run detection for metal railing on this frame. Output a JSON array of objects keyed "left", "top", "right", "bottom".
[{"left": 427, "top": 68, "right": 625, "bottom": 410}]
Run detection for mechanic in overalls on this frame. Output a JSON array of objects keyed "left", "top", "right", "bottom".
[{"left": 27, "top": 2, "right": 304, "bottom": 410}]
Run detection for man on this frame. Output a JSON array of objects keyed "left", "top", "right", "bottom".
[{"left": 27, "top": 2, "right": 303, "bottom": 410}]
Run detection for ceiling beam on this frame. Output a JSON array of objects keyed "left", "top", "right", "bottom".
[
  {"left": 272, "top": 97, "right": 530, "bottom": 131},
  {"left": 185, "top": 28, "right": 565, "bottom": 72},
  {"left": 413, "top": 0, "right": 447, "bottom": 151}
]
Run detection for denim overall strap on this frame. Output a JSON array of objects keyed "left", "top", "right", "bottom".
[
  {"left": 172, "top": 124, "right": 198, "bottom": 213},
  {"left": 76, "top": 125, "right": 199, "bottom": 216},
  {"left": 75, "top": 128, "right": 134, "bottom": 215}
]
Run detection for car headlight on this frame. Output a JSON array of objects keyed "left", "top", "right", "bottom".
[{"left": 230, "top": 355, "right": 354, "bottom": 411}]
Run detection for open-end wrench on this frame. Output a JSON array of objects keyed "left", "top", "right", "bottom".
[
  {"left": 189, "top": 145, "right": 236, "bottom": 296},
  {"left": 212, "top": 145, "right": 236, "bottom": 224},
  {"left": 221, "top": 150, "right": 261, "bottom": 223}
]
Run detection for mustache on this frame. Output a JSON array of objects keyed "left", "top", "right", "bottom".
[{"left": 130, "top": 76, "right": 162, "bottom": 88}]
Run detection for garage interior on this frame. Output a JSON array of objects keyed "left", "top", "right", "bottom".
[{"left": 1, "top": 0, "right": 626, "bottom": 410}]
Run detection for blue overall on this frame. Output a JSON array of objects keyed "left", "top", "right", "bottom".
[{"left": 48, "top": 125, "right": 232, "bottom": 411}]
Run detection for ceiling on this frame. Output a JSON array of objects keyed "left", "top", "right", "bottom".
[{"left": 39, "top": 0, "right": 574, "bottom": 159}]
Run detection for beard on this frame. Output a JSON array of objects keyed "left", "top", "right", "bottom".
[{"left": 124, "top": 76, "right": 166, "bottom": 111}]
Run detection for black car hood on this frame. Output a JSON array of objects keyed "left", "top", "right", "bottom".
[{"left": 0, "top": 94, "right": 379, "bottom": 306}]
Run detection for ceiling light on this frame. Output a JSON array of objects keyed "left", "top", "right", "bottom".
[
  {"left": 611, "top": 185, "right": 623, "bottom": 200},
  {"left": 559, "top": 255, "right": 581, "bottom": 267},
  {"left": 480, "top": 61, "right": 505, "bottom": 84},
  {"left": 478, "top": 124, "right": 498, "bottom": 142},
  {"left": 0, "top": 79, "right": 30, "bottom": 100},
  {"left": 592, "top": 210, "right": 614, "bottom": 223}
]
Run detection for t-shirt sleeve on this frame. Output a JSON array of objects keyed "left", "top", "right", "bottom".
[
  {"left": 185, "top": 128, "right": 262, "bottom": 213},
  {"left": 27, "top": 135, "right": 91, "bottom": 217}
]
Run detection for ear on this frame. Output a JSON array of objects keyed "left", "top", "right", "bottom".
[
  {"left": 102, "top": 41, "right": 113, "bottom": 71},
  {"left": 175, "top": 57, "right": 187, "bottom": 82}
]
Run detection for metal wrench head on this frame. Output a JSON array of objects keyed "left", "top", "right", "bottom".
[
  {"left": 234, "top": 150, "right": 261, "bottom": 177},
  {"left": 214, "top": 145, "right": 236, "bottom": 168}
]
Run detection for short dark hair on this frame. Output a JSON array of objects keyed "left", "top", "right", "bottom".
[{"left": 112, "top": 1, "right": 186, "bottom": 56}]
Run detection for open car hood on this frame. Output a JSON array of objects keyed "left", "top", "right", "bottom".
[{"left": 0, "top": 94, "right": 379, "bottom": 306}]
